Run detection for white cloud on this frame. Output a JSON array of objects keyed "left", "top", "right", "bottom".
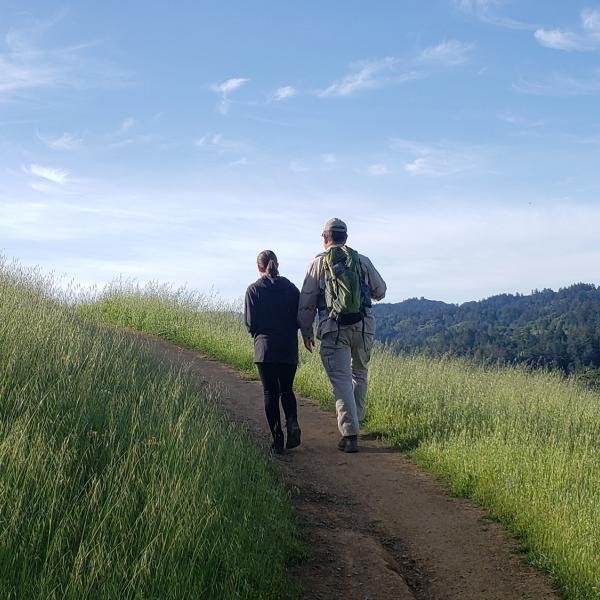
[
  {"left": 0, "top": 196, "right": 181, "bottom": 243},
  {"left": 456, "top": 0, "right": 499, "bottom": 10},
  {"left": 104, "top": 117, "right": 136, "bottom": 140},
  {"left": 38, "top": 132, "right": 83, "bottom": 150},
  {"left": 404, "top": 156, "right": 448, "bottom": 176},
  {"left": 403, "top": 152, "right": 477, "bottom": 177},
  {"left": 366, "top": 163, "right": 391, "bottom": 176},
  {"left": 534, "top": 29, "right": 583, "bottom": 51},
  {"left": 513, "top": 71, "right": 600, "bottom": 96},
  {"left": 389, "top": 138, "right": 431, "bottom": 154},
  {"left": 318, "top": 42, "right": 476, "bottom": 98},
  {"left": 195, "top": 133, "right": 248, "bottom": 156},
  {"left": 318, "top": 57, "right": 421, "bottom": 97},
  {"left": 118, "top": 117, "right": 136, "bottom": 133},
  {"left": 534, "top": 9, "right": 600, "bottom": 51},
  {"left": 25, "top": 163, "right": 69, "bottom": 184},
  {"left": 212, "top": 78, "right": 249, "bottom": 95},
  {"left": 0, "top": 55, "right": 57, "bottom": 94},
  {"left": 456, "top": 0, "right": 536, "bottom": 30},
  {"left": 109, "top": 135, "right": 153, "bottom": 149},
  {"left": 3, "top": 190, "right": 600, "bottom": 306},
  {"left": 209, "top": 133, "right": 245, "bottom": 152},
  {"left": 0, "top": 17, "right": 129, "bottom": 101},
  {"left": 496, "top": 111, "right": 544, "bottom": 127},
  {"left": 104, "top": 118, "right": 155, "bottom": 148},
  {"left": 419, "top": 40, "right": 475, "bottom": 65},
  {"left": 228, "top": 157, "right": 249, "bottom": 167},
  {"left": 365, "top": 202, "right": 600, "bottom": 303},
  {"left": 582, "top": 8, "right": 600, "bottom": 35},
  {"left": 290, "top": 160, "right": 309, "bottom": 173},
  {"left": 391, "top": 138, "right": 478, "bottom": 177},
  {"left": 210, "top": 77, "right": 249, "bottom": 114},
  {"left": 321, "top": 153, "right": 336, "bottom": 164},
  {"left": 272, "top": 85, "right": 296, "bottom": 101}
]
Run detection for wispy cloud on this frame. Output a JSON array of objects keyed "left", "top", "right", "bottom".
[
  {"left": 25, "top": 163, "right": 69, "bottom": 184},
  {"left": 534, "top": 9, "right": 600, "bottom": 51},
  {"left": 210, "top": 133, "right": 244, "bottom": 152},
  {"left": 289, "top": 160, "right": 309, "bottom": 173},
  {"left": 318, "top": 40, "right": 473, "bottom": 98},
  {"left": 110, "top": 136, "right": 153, "bottom": 149},
  {"left": 272, "top": 85, "right": 296, "bottom": 101},
  {"left": 366, "top": 163, "right": 391, "bottom": 176},
  {"left": 419, "top": 40, "right": 475, "bottom": 65},
  {"left": 195, "top": 133, "right": 247, "bottom": 153},
  {"left": 116, "top": 117, "right": 136, "bottom": 134},
  {"left": 228, "top": 157, "right": 249, "bottom": 167},
  {"left": 210, "top": 77, "right": 249, "bottom": 114},
  {"left": 513, "top": 70, "right": 600, "bottom": 96},
  {"left": 496, "top": 111, "right": 544, "bottom": 127},
  {"left": 534, "top": 29, "right": 583, "bottom": 51},
  {"left": 456, "top": 0, "right": 537, "bottom": 30},
  {"left": 104, "top": 117, "right": 155, "bottom": 148},
  {"left": 391, "top": 138, "right": 478, "bottom": 177},
  {"left": 318, "top": 57, "right": 421, "bottom": 97},
  {"left": 38, "top": 131, "right": 83, "bottom": 150},
  {"left": 404, "top": 156, "right": 456, "bottom": 177},
  {"left": 0, "top": 15, "right": 130, "bottom": 101}
]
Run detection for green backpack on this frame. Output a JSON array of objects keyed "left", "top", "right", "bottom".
[{"left": 323, "top": 245, "right": 369, "bottom": 326}]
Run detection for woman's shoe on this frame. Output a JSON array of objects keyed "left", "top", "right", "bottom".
[
  {"left": 286, "top": 419, "right": 301, "bottom": 449},
  {"left": 270, "top": 443, "right": 285, "bottom": 456},
  {"left": 271, "top": 431, "right": 285, "bottom": 455}
]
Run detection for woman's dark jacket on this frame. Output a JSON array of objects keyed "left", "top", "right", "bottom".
[{"left": 244, "top": 276, "right": 300, "bottom": 364}]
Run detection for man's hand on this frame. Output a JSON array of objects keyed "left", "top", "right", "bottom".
[{"left": 303, "top": 336, "right": 315, "bottom": 353}]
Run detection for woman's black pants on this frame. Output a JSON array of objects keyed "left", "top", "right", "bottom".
[{"left": 256, "top": 363, "right": 298, "bottom": 444}]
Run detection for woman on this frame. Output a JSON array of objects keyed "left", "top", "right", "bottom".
[{"left": 244, "top": 250, "right": 301, "bottom": 454}]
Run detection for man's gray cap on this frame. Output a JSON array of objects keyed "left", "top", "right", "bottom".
[{"left": 322, "top": 217, "right": 347, "bottom": 234}]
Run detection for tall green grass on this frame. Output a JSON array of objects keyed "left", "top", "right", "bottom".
[
  {"left": 0, "top": 263, "right": 300, "bottom": 599},
  {"left": 83, "top": 281, "right": 600, "bottom": 600}
]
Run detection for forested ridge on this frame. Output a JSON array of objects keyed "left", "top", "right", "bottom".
[{"left": 374, "top": 283, "right": 600, "bottom": 382}]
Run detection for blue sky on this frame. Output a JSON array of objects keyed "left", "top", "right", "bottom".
[{"left": 1, "top": 0, "right": 599, "bottom": 303}]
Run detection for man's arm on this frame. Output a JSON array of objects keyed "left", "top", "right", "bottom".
[
  {"left": 361, "top": 256, "right": 387, "bottom": 301},
  {"left": 297, "top": 258, "right": 321, "bottom": 351}
]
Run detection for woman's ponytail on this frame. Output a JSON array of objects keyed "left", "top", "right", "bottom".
[
  {"left": 265, "top": 258, "right": 279, "bottom": 278},
  {"left": 257, "top": 250, "right": 279, "bottom": 279}
]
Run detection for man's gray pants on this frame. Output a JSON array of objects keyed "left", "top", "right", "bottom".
[{"left": 320, "top": 323, "right": 374, "bottom": 437}]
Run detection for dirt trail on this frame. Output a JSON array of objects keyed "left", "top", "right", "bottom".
[{"left": 136, "top": 332, "right": 558, "bottom": 600}]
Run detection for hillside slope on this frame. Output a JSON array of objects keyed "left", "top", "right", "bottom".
[
  {"left": 374, "top": 283, "right": 600, "bottom": 375},
  {"left": 0, "top": 263, "right": 299, "bottom": 599}
]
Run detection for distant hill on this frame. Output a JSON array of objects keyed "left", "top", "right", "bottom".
[{"left": 373, "top": 283, "right": 600, "bottom": 379}]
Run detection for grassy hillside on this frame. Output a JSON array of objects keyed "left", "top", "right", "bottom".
[
  {"left": 0, "top": 263, "right": 300, "bottom": 599},
  {"left": 82, "top": 281, "right": 600, "bottom": 600}
]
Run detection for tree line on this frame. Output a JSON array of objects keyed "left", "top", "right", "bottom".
[{"left": 373, "top": 283, "right": 600, "bottom": 386}]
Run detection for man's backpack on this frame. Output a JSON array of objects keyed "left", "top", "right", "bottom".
[{"left": 323, "top": 245, "right": 372, "bottom": 327}]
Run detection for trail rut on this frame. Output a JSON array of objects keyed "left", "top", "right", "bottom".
[{"left": 135, "top": 332, "right": 559, "bottom": 600}]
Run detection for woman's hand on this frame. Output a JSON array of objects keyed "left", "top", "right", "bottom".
[{"left": 303, "top": 336, "right": 315, "bottom": 353}]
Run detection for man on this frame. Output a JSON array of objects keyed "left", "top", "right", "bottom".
[{"left": 298, "top": 218, "right": 387, "bottom": 453}]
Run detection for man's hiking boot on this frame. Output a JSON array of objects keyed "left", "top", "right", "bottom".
[
  {"left": 338, "top": 435, "right": 358, "bottom": 453},
  {"left": 286, "top": 419, "right": 301, "bottom": 449}
]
